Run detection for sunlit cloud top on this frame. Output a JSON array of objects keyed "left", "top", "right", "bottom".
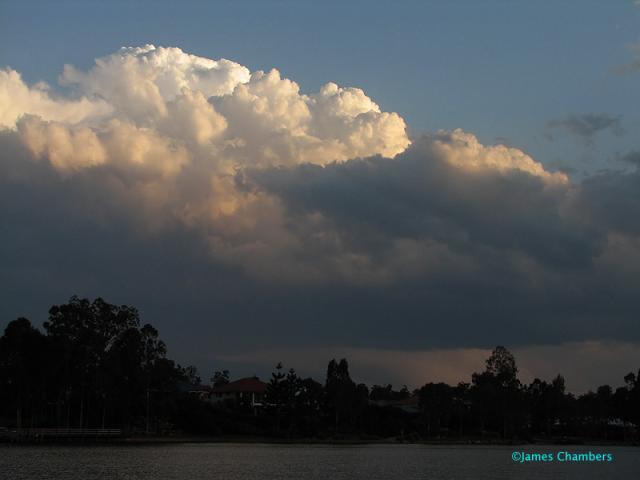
[{"left": 1, "top": 44, "right": 639, "bottom": 389}]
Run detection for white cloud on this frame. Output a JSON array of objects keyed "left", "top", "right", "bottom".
[
  {"left": 2, "top": 45, "right": 409, "bottom": 173},
  {"left": 18, "top": 115, "right": 107, "bottom": 172},
  {"left": 4, "top": 47, "right": 578, "bottom": 282},
  {"left": 0, "top": 46, "right": 630, "bottom": 290},
  {"left": 59, "top": 45, "right": 250, "bottom": 121},
  {"left": 428, "top": 129, "right": 567, "bottom": 184},
  {"left": 0, "top": 46, "right": 413, "bottom": 283},
  {"left": 3, "top": 46, "right": 640, "bottom": 361},
  {"left": 0, "top": 68, "right": 112, "bottom": 129}
]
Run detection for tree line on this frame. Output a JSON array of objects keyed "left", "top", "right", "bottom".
[{"left": 1, "top": 297, "right": 638, "bottom": 442}]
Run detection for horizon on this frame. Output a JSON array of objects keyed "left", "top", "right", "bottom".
[
  {"left": 4, "top": 292, "right": 639, "bottom": 397},
  {"left": 2, "top": 1, "right": 640, "bottom": 397}
]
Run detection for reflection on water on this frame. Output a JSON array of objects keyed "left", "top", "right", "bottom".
[{"left": 1, "top": 443, "right": 638, "bottom": 480}]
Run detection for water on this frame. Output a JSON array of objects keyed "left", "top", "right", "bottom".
[{"left": 1, "top": 443, "right": 638, "bottom": 479}]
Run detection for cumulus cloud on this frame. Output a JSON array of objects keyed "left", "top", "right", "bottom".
[
  {"left": 59, "top": 45, "right": 251, "bottom": 120},
  {"left": 251, "top": 130, "right": 589, "bottom": 275},
  {"left": 1, "top": 45, "right": 410, "bottom": 268},
  {"left": 546, "top": 113, "right": 624, "bottom": 145},
  {"left": 4, "top": 45, "right": 408, "bottom": 174},
  {"left": 0, "top": 68, "right": 112, "bottom": 129},
  {"left": 1, "top": 45, "right": 640, "bottom": 378},
  {"left": 423, "top": 129, "right": 567, "bottom": 182},
  {"left": 1, "top": 45, "right": 410, "bottom": 251},
  {"left": 17, "top": 115, "right": 107, "bottom": 172},
  {"left": 579, "top": 167, "right": 640, "bottom": 235}
]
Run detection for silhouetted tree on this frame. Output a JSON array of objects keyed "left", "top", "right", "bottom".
[
  {"left": 471, "top": 346, "right": 524, "bottom": 438},
  {"left": 0, "top": 296, "right": 200, "bottom": 434},
  {"left": 0, "top": 318, "right": 48, "bottom": 429},
  {"left": 371, "top": 384, "right": 410, "bottom": 402},
  {"left": 527, "top": 375, "right": 567, "bottom": 437},
  {"left": 1, "top": 311, "right": 638, "bottom": 443},
  {"left": 266, "top": 362, "right": 287, "bottom": 433},
  {"left": 419, "top": 383, "right": 454, "bottom": 437},
  {"left": 211, "top": 370, "right": 230, "bottom": 387},
  {"left": 325, "top": 358, "right": 359, "bottom": 431}
]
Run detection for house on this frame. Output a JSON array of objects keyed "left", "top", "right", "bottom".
[
  {"left": 187, "top": 384, "right": 212, "bottom": 401},
  {"left": 370, "top": 394, "right": 421, "bottom": 414},
  {"left": 209, "top": 376, "right": 267, "bottom": 408},
  {"left": 177, "top": 382, "right": 212, "bottom": 401}
]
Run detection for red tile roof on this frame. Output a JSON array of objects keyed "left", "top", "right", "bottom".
[{"left": 211, "top": 377, "right": 267, "bottom": 393}]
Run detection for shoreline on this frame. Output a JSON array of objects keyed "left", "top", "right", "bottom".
[{"left": 2, "top": 435, "right": 638, "bottom": 447}]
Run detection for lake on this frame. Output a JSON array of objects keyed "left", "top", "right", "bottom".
[{"left": 1, "top": 443, "right": 638, "bottom": 479}]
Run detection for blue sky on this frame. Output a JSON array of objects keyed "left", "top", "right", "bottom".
[
  {"left": 2, "top": 1, "right": 640, "bottom": 390},
  {"left": 2, "top": 1, "right": 639, "bottom": 174}
]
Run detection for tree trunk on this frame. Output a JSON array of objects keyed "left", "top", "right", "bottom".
[
  {"left": 78, "top": 388, "right": 84, "bottom": 428},
  {"left": 16, "top": 395, "right": 22, "bottom": 430}
]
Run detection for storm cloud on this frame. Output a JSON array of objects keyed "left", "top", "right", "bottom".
[{"left": 1, "top": 46, "right": 640, "bottom": 390}]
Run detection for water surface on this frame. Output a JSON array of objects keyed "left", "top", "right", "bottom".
[{"left": 1, "top": 443, "right": 638, "bottom": 479}]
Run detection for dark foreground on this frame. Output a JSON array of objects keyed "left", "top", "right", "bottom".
[
  {"left": 2, "top": 443, "right": 639, "bottom": 480},
  {"left": 3, "top": 299, "right": 639, "bottom": 444}
]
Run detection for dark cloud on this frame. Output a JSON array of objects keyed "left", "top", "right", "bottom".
[
  {"left": 250, "top": 135, "right": 601, "bottom": 269},
  {"left": 244, "top": 134, "right": 640, "bottom": 349},
  {"left": 579, "top": 168, "right": 640, "bottom": 235},
  {"left": 546, "top": 113, "right": 624, "bottom": 145},
  {"left": 617, "top": 150, "right": 640, "bottom": 167},
  {"left": 2, "top": 46, "right": 639, "bottom": 391},
  {"left": 0, "top": 124, "right": 640, "bottom": 398},
  {"left": 2, "top": 128, "right": 640, "bottom": 387}
]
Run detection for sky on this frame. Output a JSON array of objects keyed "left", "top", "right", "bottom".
[{"left": 1, "top": 0, "right": 640, "bottom": 392}]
